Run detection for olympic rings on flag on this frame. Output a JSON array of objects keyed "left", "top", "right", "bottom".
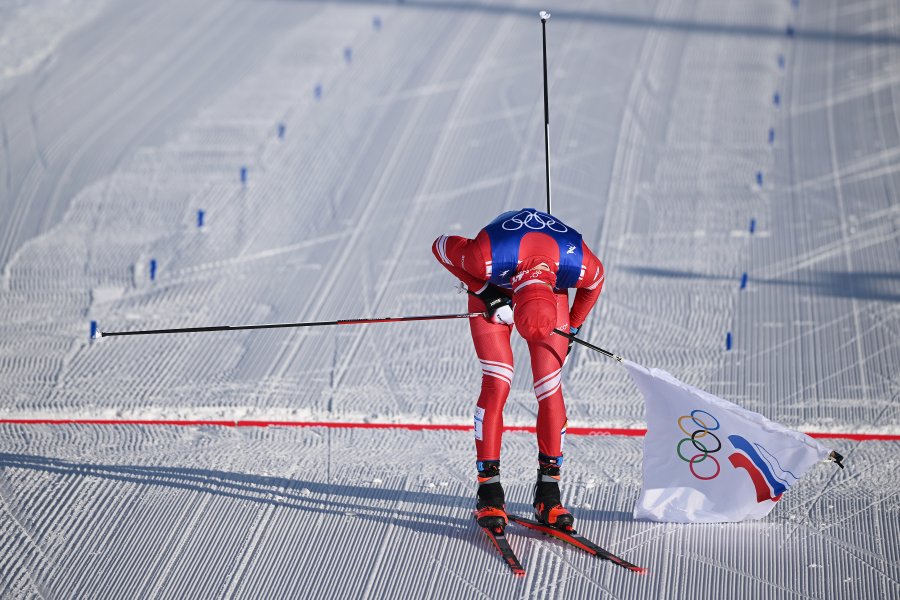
[
  {"left": 691, "top": 428, "right": 721, "bottom": 453},
  {"left": 675, "top": 410, "right": 722, "bottom": 480},
  {"left": 677, "top": 409, "right": 720, "bottom": 438},
  {"left": 689, "top": 453, "right": 721, "bottom": 480}
]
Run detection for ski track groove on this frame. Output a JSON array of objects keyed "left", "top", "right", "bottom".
[
  {"left": 263, "top": 14, "right": 463, "bottom": 389},
  {"left": 332, "top": 14, "right": 514, "bottom": 392},
  {"left": 66, "top": 473, "right": 149, "bottom": 597},
  {"left": 0, "top": 487, "right": 49, "bottom": 598},
  {"left": 0, "top": 1, "right": 216, "bottom": 271}
]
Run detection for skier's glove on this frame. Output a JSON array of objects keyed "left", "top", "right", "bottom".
[
  {"left": 476, "top": 284, "right": 514, "bottom": 325},
  {"left": 491, "top": 305, "right": 514, "bottom": 325}
]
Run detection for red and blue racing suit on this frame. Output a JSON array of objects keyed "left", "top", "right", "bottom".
[{"left": 433, "top": 209, "right": 604, "bottom": 462}]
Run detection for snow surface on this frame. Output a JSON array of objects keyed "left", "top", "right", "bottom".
[{"left": 1, "top": 0, "right": 899, "bottom": 597}]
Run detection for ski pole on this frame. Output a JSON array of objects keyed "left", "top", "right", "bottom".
[
  {"left": 553, "top": 328, "right": 623, "bottom": 362},
  {"left": 98, "top": 312, "right": 487, "bottom": 338},
  {"left": 540, "top": 10, "right": 552, "bottom": 214}
]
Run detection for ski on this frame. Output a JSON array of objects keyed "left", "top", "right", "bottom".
[
  {"left": 508, "top": 514, "right": 646, "bottom": 574},
  {"left": 475, "top": 516, "right": 526, "bottom": 577}
]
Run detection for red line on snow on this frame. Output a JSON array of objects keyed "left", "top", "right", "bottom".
[{"left": 0, "top": 419, "right": 898, "bottom": 441}]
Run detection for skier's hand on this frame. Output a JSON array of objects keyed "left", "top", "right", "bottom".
[{"left": 476, "top": 284, "right": 513, "bottom": 325}]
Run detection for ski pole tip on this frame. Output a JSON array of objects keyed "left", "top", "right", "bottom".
[{"left": 539, "top": 10, "right": 551, "bottom": 21}]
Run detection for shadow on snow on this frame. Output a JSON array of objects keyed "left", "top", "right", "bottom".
[
  {"left": 622, "top": 265, "right": 900, "bottom": 303},
  {"left": 273, "top": 0, "right": 900, "bottom": 47},
  {"left": 0, "top": 453, "right": 633, "bottom": 543}
]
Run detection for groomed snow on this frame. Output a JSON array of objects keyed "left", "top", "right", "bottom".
[{"left": 1, "top": 0, "right": 898, "bottom": 597}]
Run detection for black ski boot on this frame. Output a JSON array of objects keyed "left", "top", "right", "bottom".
[
  {"left": 475, "top": 460, "right": 508, "bottom": 529},
  {"left": 532, "top": 455, "right": 574, "bottom": 531}
]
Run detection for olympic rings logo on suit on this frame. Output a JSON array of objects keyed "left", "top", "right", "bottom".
[
  {"left": 501, "top": 210, "right": 568, "bottom": 233},
  {"left": 676, "top": 410, "right": 722, "bottom": 480}
]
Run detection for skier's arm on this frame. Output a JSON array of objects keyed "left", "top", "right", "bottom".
[
  {"left": 432, "top": 235, "right": 489, "bottom": 292},
  {"left": 569, "top": 243, "right": 604, "bottom": 330}
]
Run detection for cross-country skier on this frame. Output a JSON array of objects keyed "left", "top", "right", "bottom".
[{"left": 433, "top": 208, "right": 604, "bottom": 531}]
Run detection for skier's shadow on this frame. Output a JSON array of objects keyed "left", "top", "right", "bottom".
[
  {"left": 0, "top": 452, "right": 476, "bottom": 537},
  {"left": 0, "top": 453, "right": 633, "bottom": 541}
]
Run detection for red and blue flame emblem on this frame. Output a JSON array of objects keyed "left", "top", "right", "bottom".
[
  {"left": 677, "top": 411, "right": 797, "bottom": 503},
  {"left": 727, "top": 435, "right": 795, "bottom": 503}
]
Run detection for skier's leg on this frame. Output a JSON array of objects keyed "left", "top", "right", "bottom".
[
  {"left": 469, "top": 293, "right": 514, "bottom": 462},
  {"left": 468, "top": 293, "right": 514, "bottom": 528},
  {"left": 527, "top": 291, "right": 569, "bottom": 457},
  {"left": 526, "top": 291, "right": 574, "bottom": 529}
]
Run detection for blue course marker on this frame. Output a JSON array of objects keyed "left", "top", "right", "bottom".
[
  {"left": 373, "top": 16, "right": 382, "bottom": 30},
  {"left": 197, "top": 210, "right": 205, "bottom": 228},
  {"left": 756, "top": 171, "right": 763, "bottom": 186},
  {"left": 150, "top": 259, "right": 158, "bottom": 281},
  {"left": 90, "top": 321, "right": 99, "bottom": 340},
  {"left": 773, "top": 91, "right": 781, "bottom": 107},
  {"left": 726, "top": 332, "right": 733, "bottom": 351},
  {"left": 740, "top": 273, "right": 748, "bottom": 290},
  {"left": 277, "top": 123, "right": 285, "bottom": 139},
  {"left": 750, "top": 218, "right": 757, "bottom": 234},
  {"left": 314, "top": 84, "right": 322, "bottom": 100},
  {"left": 768, "top": 128, "right": 775, "bottom": 144},
  {"left": 786, "top": 25, "right": 795, "bottom": 37},
  {"left": 344, "top": 47, "right": 353, "bottom": 64},
  {"left": 240, "top": 166, "right": 247, "bottom": 185},
  {"left": 778, "top": 54, "right": 785, "bottom": 69}
]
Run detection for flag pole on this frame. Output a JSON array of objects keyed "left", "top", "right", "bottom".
[{"left": 553, "top": 328, "right": 623, "bottom": 362}]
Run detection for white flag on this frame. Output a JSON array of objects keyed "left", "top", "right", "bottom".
[{"left": 623, "top": 360, "right": 831, "bottom": 523}]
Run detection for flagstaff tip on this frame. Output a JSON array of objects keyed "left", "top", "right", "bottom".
[
  {"left": 539, "top": 10, "right": 551, "bottom": 21},
  {"left": 828, "top": 450, "right": 845, "bottom": 469}
]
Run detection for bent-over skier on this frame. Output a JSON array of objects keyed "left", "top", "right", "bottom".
[{"left": 433, "top": 208, "right": 604, "bottom": 531}]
